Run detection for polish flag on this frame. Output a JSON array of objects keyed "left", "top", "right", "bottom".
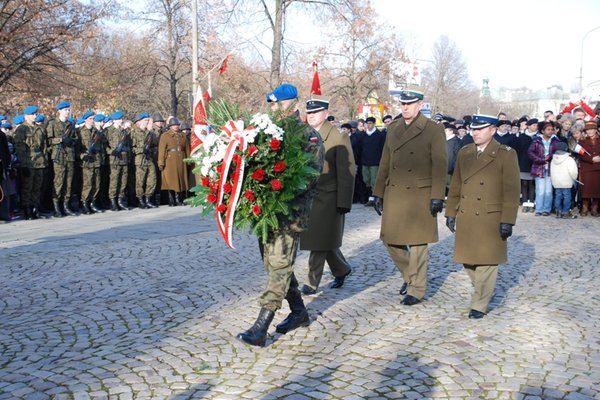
[
  {"left": 574, "top": 143, "right": 591, "bottom": 156},
  {"left": 191, "top": 85, "right": 208, "bottom": 157},
  {"left": 311, "top": 61, "right": 321, "bottom": 95}
]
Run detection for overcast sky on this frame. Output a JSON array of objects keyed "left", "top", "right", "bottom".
[{"left": 370, "top": 0, "right": 600, "bottom": 93}]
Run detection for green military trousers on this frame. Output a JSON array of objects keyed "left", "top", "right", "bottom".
[
  {"left": 135, "top": 163, "right": 157, "bottom": 198},
  {"left": 109, "top": 165, "right": 128, "bottom": 199},
  {"left": 82, "top": 166, "right": 101, "bottom": 202},
  {"left": 53, "top": 162, "right": 75, "bottom": 200},
  {"left": 257, "top": 230, "right": 301, "bottom": 311}
]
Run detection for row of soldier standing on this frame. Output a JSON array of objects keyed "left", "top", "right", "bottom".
[{"left": 0, "top": 101, "right": 191, "bottom": 220}]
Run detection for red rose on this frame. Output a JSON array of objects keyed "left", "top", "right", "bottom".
[
  {"left": 252, "top": 204, "right": 262, "bottom": 215},
  {"left": 223, "top": 182, "right": 232, "bottom": 193},
  {"left": 274, "top": 161, "right": 286, "bottom": 173},
  {"left": 232, "top": 153, "right": 241, "bottom": 165},
  {"left": 270, "top": 179, "right": 283, "bottom": 191},
  {"left": 216, "top": 164, "right": 224, "bottom": 174},
  {"left": 209, "top": 181, "right": 219, "bottom": 193},
  {"left": 206, "top": 194, "right": 217, "bottom": 203},
  {"left": 247, "top": 145, "right": 259, "bottom": 157},
  {"left": 251, "top": 168, "right": 266, "bottom": 182},
  {"left": 217, "top": 203, "right": 226, "bottom": 212},
  {"left": 269, "top": 138, "right": 281, "bottom": 151},
  {"left": 201, "top": 177, "right": 210, "bottom": 186},
  {"left": 244, "top": 190, "right": 255, "bottom": 201}
]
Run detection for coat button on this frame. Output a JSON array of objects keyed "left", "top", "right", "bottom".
[
  {"left": 460, "top": 209, "right": 464, "bottom": 213},
  {"left": 480, "top": 181, "right": 484, "bottom": 185},
  {"left": 477, "top": 197, "right": 481, "bottom": 200},
  {"left": 408, "top": 169, "right": 412, "bottom": 172},
  {"left": 410, "top": 151, "right": 414, "bottom": 155},
  {"left": 476, "top": 212, "right": 479, "bottom": 216},
  {"left": 406, "top": 186, "right": 410, "bottom": 189}
]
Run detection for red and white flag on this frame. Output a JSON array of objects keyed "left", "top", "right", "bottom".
[
  {"left": 574, "top": 143, "right": 591, "bottom": 156},
  {"left": 218, "top": 54, "right": 230, "bottom": 76},
  {"left": 311, "top": 61, "right": 321, "bottom": 95},
  {"left": 191, "top": 85, "right": 208, "bottom": 157}
]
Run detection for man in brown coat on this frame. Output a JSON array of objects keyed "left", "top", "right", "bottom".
[
  {"left": 373, "top": 85, "right": 447, "bottom": 306},
  {"left": 300, "top": 96, "right": 356, "bottom": 295},
  {"left": 158, "top": 118, "right": 189, "bottom": 206},
  {"left": 445, "top": 113, "right": 520, "bottom": 319}
]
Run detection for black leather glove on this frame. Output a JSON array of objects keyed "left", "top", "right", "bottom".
[
  {"left": 374, "top": 196, "right": 383, "bottom": 216},
  {"left": 430, "top": 199, "right": 444, "bottom": 216},
  {"left": 445, "top": 216, "right": 455, "bottom": 233},
  {"left": 337, "top": 207, "right": 350, "bottom": 214},
  {"left": 62, "top": 136, "right": 74, "bottom": 147},
  {"left": 500, "top": 223, "right": 513, "bottom": 241}
]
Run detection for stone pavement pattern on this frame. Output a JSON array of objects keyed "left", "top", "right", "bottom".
[{"left": 0, "top": 205, "right": 599, "bottom": 400}]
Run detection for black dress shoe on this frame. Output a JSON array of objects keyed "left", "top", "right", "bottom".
[
  {"left": 399, "top": 282, "right": 408, "bottom": 295},
  {"left": 330, "top": 268, "right": 352, "bottom": 289},
  {"left": 468, "top": 309, "right": 486, "bottom": 319},
  {"left": 300, "top": 284, "right": 316, "bottom": 295},
  {"left": 401, "top": 294, "right": 421, "bottom": 306}
]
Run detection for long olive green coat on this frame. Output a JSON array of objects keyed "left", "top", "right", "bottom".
[
  {"left": 373, "top": 112, "right": 447, "bottom": 245},
  {"left": 158, "top": 129, "right": 189, "bottom": 191},
  {"left": 300, "top": 121, "right": 356, "bottom": 251},
  {"left": 445, "top": 140, "right": 520, "bottom": 265}
]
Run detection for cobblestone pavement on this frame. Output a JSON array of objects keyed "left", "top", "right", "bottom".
[{"left": 1, "top": 204, "right": 599, "bottom": 400}]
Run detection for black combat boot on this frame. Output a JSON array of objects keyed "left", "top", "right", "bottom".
[
  {"left": 174, "top": 191, "right": 182, "bottom": 206},
  {"left": 155, "top": 193, "right": 162, "bottom": 207},
  {"left": 110, "top": 198, "right": 119, "bottom": 211},
  {"left": 177, "top": 192, "right": 185, "bottom": 206},
  {"left": 90, "top": 201, "right": 103, "bottom": 213},
  {"left": 138, "top": 197, "right": 147, "bottom": 209},
  {"left": 81, "top": 201, "right": 91, "bottom": 215},
  {"left": 275, "top": 287, "right": 310, "bottom": 334},
  {"left": 144, "top": 196, "right": 157, "bottom": 208},
  {"left": 168, "top": 191, "right": 175, "bottom": 207},
  {"left": 23, "top": 206, "right": 31, "bottom": 220},
  {"left": 117, "top": 197, "right": 128, "bottom": 210},
  {"left": 63, "top": 199, "right": 77, "bottom": 216},
  {"left": 31, "top": 205, "right": 40, "bottom": 220},
  {"left": 52, "top": 198, "right": 64, "bottom": 217},
  {"left": 236, "top": 308, "right": 275, "bottom": 347}
]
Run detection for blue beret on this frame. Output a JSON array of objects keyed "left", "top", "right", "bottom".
[
  {"left": 1, "top": 122, "right": 12, "bottom": 129},
  {"left": 399, "top": 85, "right": 425, "bottom": 104},
  {"left": 76, "top": 116, "right": 85, "bottom": 125},
  {"left": 23, "top": 105, "right": 38, "bottom": 115},
  {"left": 470, "top": 114, "right": 499, "bottom": 130},
  {"left": 134, "top": 112, "right": 150, "bottom": 122},
  {"left": 110, "top": 111, "right": 124, "bottom": 120},
  {"left": 34, "top": 114, "right": 45, "bottom": 123},
  {"left": 13, "top": 115, "right": 24, "bottom": 125},
  {"left": 266, "top": 83, "right": 298, "bottom": 103},
  {"left": 56, "top": 100, "right": 71, "bottom": 110},
  {"left": 94, "top": 114, "right": 105, "bottom": 122},
  {"left": 0, "top": 115, "right": 6, "bottom": 121},
  {"left": 104, "top": 116, "right": 111, "bottom": 123},
  {"left": 82, "top": 111, "right": 95, "bottom": 120}
]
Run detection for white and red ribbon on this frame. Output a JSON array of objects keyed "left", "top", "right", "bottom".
[{"left": 215, "top": 120, "right": 250, "bottom": 248}]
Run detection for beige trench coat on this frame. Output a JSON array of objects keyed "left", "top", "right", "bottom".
[
  {"left": 158, "top": 129, "right": 189, "bottom": 191},
  {"left": 373, "top": 113, "right": 447, "bottom": 245},
  {"left": 445, "top": 140, "right": 520, "bottom": 265},
  {"left": 300, "top": 121, "right": 356, "bottom": 251}
]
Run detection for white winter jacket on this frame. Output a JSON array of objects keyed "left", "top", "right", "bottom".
[{"left": 550, "top": 152, "right": 578, "bottom": 189}]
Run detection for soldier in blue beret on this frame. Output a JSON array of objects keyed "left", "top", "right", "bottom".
[
  {"left": 236, "top": 83, "right": 324, "bottom": 347},
  {"left": 0, "top": 115, "right": 7, "bottom": 124},
  {"left": 130, "top": 112, "right": 157, "bottom": 209},
  {"left": 46, "top": 99, "right": 82, "bottom": 217},
  {"left": 12, "top": 106, "right": 48, "bottom": 219},
  {"left": 34, "top": 114, "right": 45, "bottom": 125},
  {"left": 106, "top": 111, "right": 131, "bottom": 211},
  {"left": 13, "top": 115, "right": 24, "bottom": 125},
  {"left": 80, "top": 111, "right": 107, "bottom": 214}
]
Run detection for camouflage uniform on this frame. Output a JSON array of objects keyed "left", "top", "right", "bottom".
[
  {"left": 80, "top": 125, "right": 108, "bottom": 206},
  {"left": 46, "top": 118, "right": 82, "bottom": 204},
  {"left": 258, "top": 115, "right": 324, "bottom": 311},
  {"left": 107, "top": 125, "right": 131, "bottom": 203},
  {"left": 131, "top": 125, "right": 158, "bottom": 203},
  {"left": 13, "top": 123, "right": 47, "bottom": 215}
]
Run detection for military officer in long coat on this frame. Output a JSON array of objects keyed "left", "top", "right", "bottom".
[
  {"left": 373, "top": 85, "right": 447, "bottom": 306},
  {"left": 300, "top": 95, "right": 355, "bottom": 294},
  {"left": 157, "top": 118, "right": 189, "bottom": 206},
  {"left": 445, "top": 114, "right": 520, "bottom": 319}
]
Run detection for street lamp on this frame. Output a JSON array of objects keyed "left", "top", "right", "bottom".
[{"left": 578, "top": 25, "right": 600, "bottom": 97}]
